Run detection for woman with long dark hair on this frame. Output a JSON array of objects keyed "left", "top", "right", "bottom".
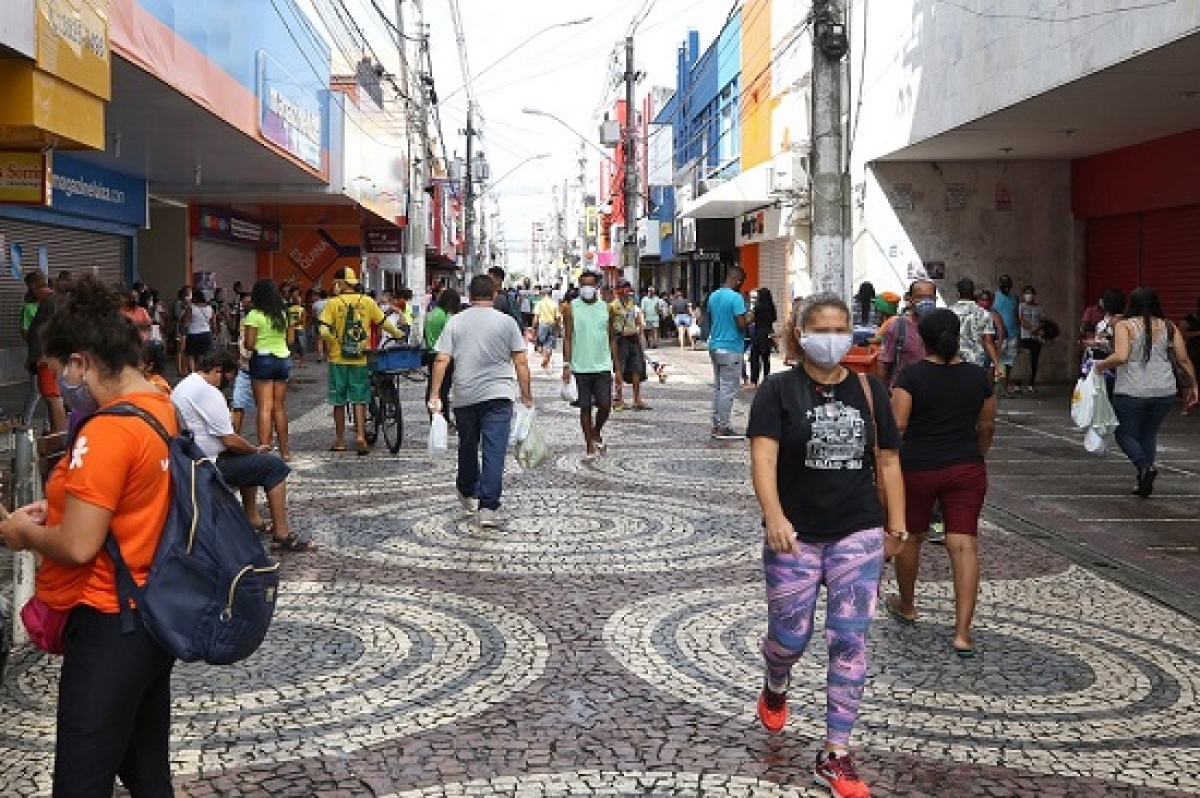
[
  {"left": 887, "top": 309, "right": 996, "bottom": 656},
  {"left": 1091, "top": 287, "right": 1198, "bottom": 496},
  {"left": 243, "top": 279, "right": 294, "bottom": 460},
  {"left": 0, "top": 276, "right": 179, "bottom": 794},
  {"left": 182, "top": 288, "right": 215, "bottom": 373},
  {"left": 749, "top": 287, "right": 778, "bottom": 385},
  {"left": 424, "top": 287, "right": 462, "bottom": 418}
]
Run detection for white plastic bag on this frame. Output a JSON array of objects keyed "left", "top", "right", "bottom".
[
  {"left": 560, "top": 379, "right": 578, "bottom": 404},
  {"left": 688, "top": 323, "right": 702, "bottom": 339},
  {"left": 516, "top": 417, "right": 549, "bottom": 469},
  {"left": 1083, "top": 427, "right": 1108, "bottom": 454},
  {"left": 511, "top": 404, "right": 535, "bottom": 445},
  {"left": 1071, "top": 372, "right": 1096, "bottom": 429},
  {"left": 1089, "top": 378, "right": 1118, "bottom": 437},
  {"left": 427, "top": 413, "right": 449, "bottom": 454}
]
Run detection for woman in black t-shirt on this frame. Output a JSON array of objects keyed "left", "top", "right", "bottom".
[
  {"left": 888, "top": 309, "right": 996, "bottom": 658},
  {"left": 746, "top": 294, "right": 906, "bottom": 796}
]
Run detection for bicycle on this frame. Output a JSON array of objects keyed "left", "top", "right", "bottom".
[{"left": 364, "top": 345, "right": 425, "bottom": 454}]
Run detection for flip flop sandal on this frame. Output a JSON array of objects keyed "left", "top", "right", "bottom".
[
  {"left": 272, "top": 534, "right": 315, "bottom": 552},
  {"left": 251, "top": 522, "right": 272, "bottom": 537},
  {"left": 953, "top": 644, "right": 976, "bottom": 659},
  {"left": 329, "top": 445, "right": 348, "bottom": 452},
  {"left": 356, "top": 440, "right": 370, "bottom": 456},
  {"left": 884, "top": 596, "right": 917, "bottom": 626}
]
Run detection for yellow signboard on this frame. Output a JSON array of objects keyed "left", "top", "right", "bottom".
[
  {"left": 0, "top": 151, "right": 52, "bottom": 206},
  {"left": 36, "top": 0, "right": 111, "bottom": 101}
]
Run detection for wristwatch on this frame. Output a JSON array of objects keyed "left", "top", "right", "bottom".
[{"left": 886, "top": 528, "right": 909, "bottom": 542}]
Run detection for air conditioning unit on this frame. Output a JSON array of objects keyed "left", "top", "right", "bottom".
[
  {"left": 599, "top": 120, "right": 622, "bottom": 147},
  {"left": 771, "top": 150, "right": 810, "bottom": 197}
]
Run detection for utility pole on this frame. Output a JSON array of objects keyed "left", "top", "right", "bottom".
[
  {"left": 811, "top": 0, "right": 850, "bottom": 298},
  {"left": 622, "top": 35, "right": 638, "bottom": 285},
  {"left": 400, "top": 0, "right": 427, "bottom": 296},
  {"left": 463, "top": 105, "right": 477, "bottom": 276}
]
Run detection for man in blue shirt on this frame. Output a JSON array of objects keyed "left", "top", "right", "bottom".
[
  {"left": 707, "top": 265, "right": 753, "bottom": 439},
  {"left": 992, "top": 274, "right": 1019, "bottom": 384}
]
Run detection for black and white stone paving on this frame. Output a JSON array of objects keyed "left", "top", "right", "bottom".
[
  {"left": 320, "top": 488, "right": 753, "bottom": 574},
  {"left": 0, "top": 348, "right": 1197, "bottom": 796}
]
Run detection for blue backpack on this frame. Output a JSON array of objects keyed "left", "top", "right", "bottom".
[{"left": 97, "top": 403, "right": 281, "bottom": 665}]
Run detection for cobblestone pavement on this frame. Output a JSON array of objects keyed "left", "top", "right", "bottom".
[{"left": 2, "top": 349, "right": 1199, "bottom": 796}]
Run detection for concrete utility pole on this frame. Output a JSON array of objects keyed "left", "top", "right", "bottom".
[
  {"left": 400, "top": 0, "right": 427, "bottom": 295},
  {"left": 811, "top": 0, "right": 850, "bottom": 298},
  {"left": 463, "top": 105, "right": 477, "bottom": 276},
  {"left": 622, "top": 35, "right": 638, "bottom": 285}
]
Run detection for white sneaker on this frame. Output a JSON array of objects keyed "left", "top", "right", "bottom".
[
  {"left": 457, "top": 492, "right": 479, "bottom": 516},
  {"left": 479, "top": 509, "right": 506, "bottom": 528}
]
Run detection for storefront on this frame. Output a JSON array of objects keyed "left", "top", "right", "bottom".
[
  {"left": 736, "top": 206, "right": 792, "bottom": 322},
  {"left": 0, "top": 153, "right": 148, "bottom": 384},
  {"left": 1075, "top": 130, "right": 1200, "bottom": 318},
  {"left": 191, "top": 206, "right": 281, "bottom": 294}
]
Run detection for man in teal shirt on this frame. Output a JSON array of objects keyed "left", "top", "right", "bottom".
[
  {"left": 706, "top": 265, "right": 753, "bottom": 439},
  {"left": 562, "top": 270, "right": 621, "bottom": 460}
]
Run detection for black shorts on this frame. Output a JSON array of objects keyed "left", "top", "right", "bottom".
[
  {"left": 617, "top": 336, "right": 647, "bottom": 381},
  {"left": 574, "top": 372, "right": 613, "bottom": 411},
  {"left": 185, "top": 332, "right": 213, "bottom": 356},
  {"left": 216, "top": 451, "right": 291, "bottom": 492}
]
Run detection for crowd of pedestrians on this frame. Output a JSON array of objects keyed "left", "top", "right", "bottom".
[{"left": 3, "top": 258, "right": 1197, "bottom": 798}]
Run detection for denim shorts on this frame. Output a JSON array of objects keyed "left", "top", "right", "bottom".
[
  {"left": 231, "top": 369, "right": 256, "bottom": 411},
  {"left": 249, "top": 353, "right": 291, "bottom": 382}
]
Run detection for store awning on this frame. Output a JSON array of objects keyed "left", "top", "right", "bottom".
[{"left": 678, "top": 162, "right": 774, "bottom": 219}]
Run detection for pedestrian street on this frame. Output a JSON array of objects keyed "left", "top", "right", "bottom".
[{"left": 1, "top": 350, "right": 1198, "bottom": 797}]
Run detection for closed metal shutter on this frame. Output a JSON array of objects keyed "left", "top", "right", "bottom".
[
  {"left": 192, "top": 239, "right": 258, "bottom": 294},
  {"left": 1085, "top": 208, "right": 1200, "bottom": 320},
  {"left": 1141, "top": 205, "right": 1200, "bottom": 320},
  {"left": 0, "top": 218, "right": 125, "bottom": 362},
  {"left": 1085, "top": 215, "right": 1140, "bottom": 308},
  {"left": 758, "top": 237, "right": 790, "bottom": 329}
]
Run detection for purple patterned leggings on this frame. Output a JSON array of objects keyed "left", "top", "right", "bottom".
[{"left": 761, "top": 527, "right": 884, "bottom": 746}]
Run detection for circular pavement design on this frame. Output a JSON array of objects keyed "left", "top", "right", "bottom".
[
  {"left": 385, "top": 771, "right": 822, "bottom": 797},
  {"left": 555, "top": 447, "right": 750, "bottom": 493},
  {"left": 0, "top": 581, "right": 547, "bottom": 779},
  {"left": 318, "top": 488, "right": 755, "bottom": 575},
  {"left": 603, "top": 566, "right": 1200, "bottom": 791}
]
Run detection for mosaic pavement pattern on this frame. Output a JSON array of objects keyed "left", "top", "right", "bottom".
[{"left": 1, "top": 349, "right": 1198, "bottom": 796}]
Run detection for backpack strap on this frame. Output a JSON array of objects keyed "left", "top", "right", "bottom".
[
  {"left": 886, "top": 317, "right": 907, "bottom": 386},
  {"left": 857, "top": 372, "right": 889, "bottom": 516},
  {"left": 91, "top": 402, "right": 174, "bottom": 636}
]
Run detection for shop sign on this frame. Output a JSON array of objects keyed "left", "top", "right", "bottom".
[
  {"left": 258, "top": 50, "right": 324, "bottom": 171},
  {"left": 51, "top": 153, "right": 147, "bottom": 227},
  {"left": 363, "top": 227, "right": 402, "bottom": 254},
  {"left": 288, "top": 230, "right": 339, "bottom": 281},
  {"left": 736, "top": 207, "right": 785, "bottom": 246},
  {"left": 0, "top": 151, "right": 51, "bottom": 205},
  {"left": 198, "top": 206, "right": 281, "bottom": 250},
  {"left": 36, "top": 0, "right": 111, "bottom": 100}
]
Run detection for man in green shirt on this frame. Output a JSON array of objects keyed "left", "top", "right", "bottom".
[
  {"left": 423, "top": 287, "right": 460, "bottom": 419},
  {"left": 562, "top": 270, "right": 621, "bottom": 460},
  {"left": 318, "top": 267, "right": 403, "bottom": 455}
]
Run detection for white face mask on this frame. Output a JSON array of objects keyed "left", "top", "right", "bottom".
[
  {"left": 800, "top": 333, "right": 855, "bottom": 368},
  {"left": 579, "top": 285, "right": 598, "bottom": 302}
]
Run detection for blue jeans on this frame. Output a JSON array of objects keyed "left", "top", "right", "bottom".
[
  {"left": 1111, "top": 393, "right": 1175, "bottom": 471},
  {"left": 453, "top": 398, "right": 513, "bottom": 511},
  {"left": 709, "top": 349, "right": 742, "bottom": 429}
]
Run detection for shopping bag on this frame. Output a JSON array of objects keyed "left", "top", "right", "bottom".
[
  {"left": 427, "top": 413, "right": 449, "bottom": 455},
  {"left": 510, "top": 404, "right": 535, "bottom": 445},
  {"left": 1089, "top": 379, "right": 1118, "bottom": 437},
  {"left": 560, "top": 379, "right": 578, "bottom": 403},
  {"left": 516, "top": 418, "right": 549, "bottom": 469},
  {"left": 1070, "top": 372, "right": 1096, "bottom": 429}
]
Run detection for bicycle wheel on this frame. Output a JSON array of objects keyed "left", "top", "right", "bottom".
[
  {"left": 380, "top": 379, "right": 403, "bottom": 453},
  {"left": 363, "top": 392, "right": 379, "bottom": 445}
]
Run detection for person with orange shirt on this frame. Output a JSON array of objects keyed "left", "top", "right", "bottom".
[{"left": 0, "top": 276, "right": 179, "bottom": 796}]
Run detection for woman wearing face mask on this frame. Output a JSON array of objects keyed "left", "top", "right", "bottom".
[
  {"left": 1015, "top": 285, "right": 1045, "bottom": 393},
  {"left": 887, "top": 309, "right": 996, "bottom": 656},
  {"left": 746, "top": 293, "right": 906, "bottom": 797},
  {"left": 0, "top": 276, "right": 179, "bottom": 795}
]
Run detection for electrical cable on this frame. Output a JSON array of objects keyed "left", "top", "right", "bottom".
[{"left": 936, "top": 0, "right": 1177, "bottom": 22}]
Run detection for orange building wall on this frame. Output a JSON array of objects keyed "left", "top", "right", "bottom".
[{"left": 740, "top": 0, "right": 773, "bottom": 170}]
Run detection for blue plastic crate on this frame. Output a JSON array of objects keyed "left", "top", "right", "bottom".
[{"left": 367, "top": 347, "right": 423, "bottom": 372}]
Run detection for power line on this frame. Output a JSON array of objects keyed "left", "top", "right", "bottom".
[{"left": 936, "top": 0, "right": 1177, "bottom": 22}]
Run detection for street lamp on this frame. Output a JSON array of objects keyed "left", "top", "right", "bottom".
[
  {"left": 521, "top": 107, "right": 615, "bottom": 164},
  {"left": 442, "top": 18, "right": 593, "bottom": 105}
]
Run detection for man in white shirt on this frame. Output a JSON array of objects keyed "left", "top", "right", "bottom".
[{"left": 172, "top": 351, "right": 312, "bottom": 552}]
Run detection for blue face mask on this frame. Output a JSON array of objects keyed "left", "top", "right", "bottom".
[
  {"left": 913, "top": 299, "right": 937, "bottom": 317},
  {"left": 58, "top": 361, "right": 100, "bottom": 417}
]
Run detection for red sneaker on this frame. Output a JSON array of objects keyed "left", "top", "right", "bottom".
[
  {"left": 813, "top": 751, "right": 870, "bottom": 798},
  {"left": 756, "top": 682, "right": 788, "bottom": 732}
]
